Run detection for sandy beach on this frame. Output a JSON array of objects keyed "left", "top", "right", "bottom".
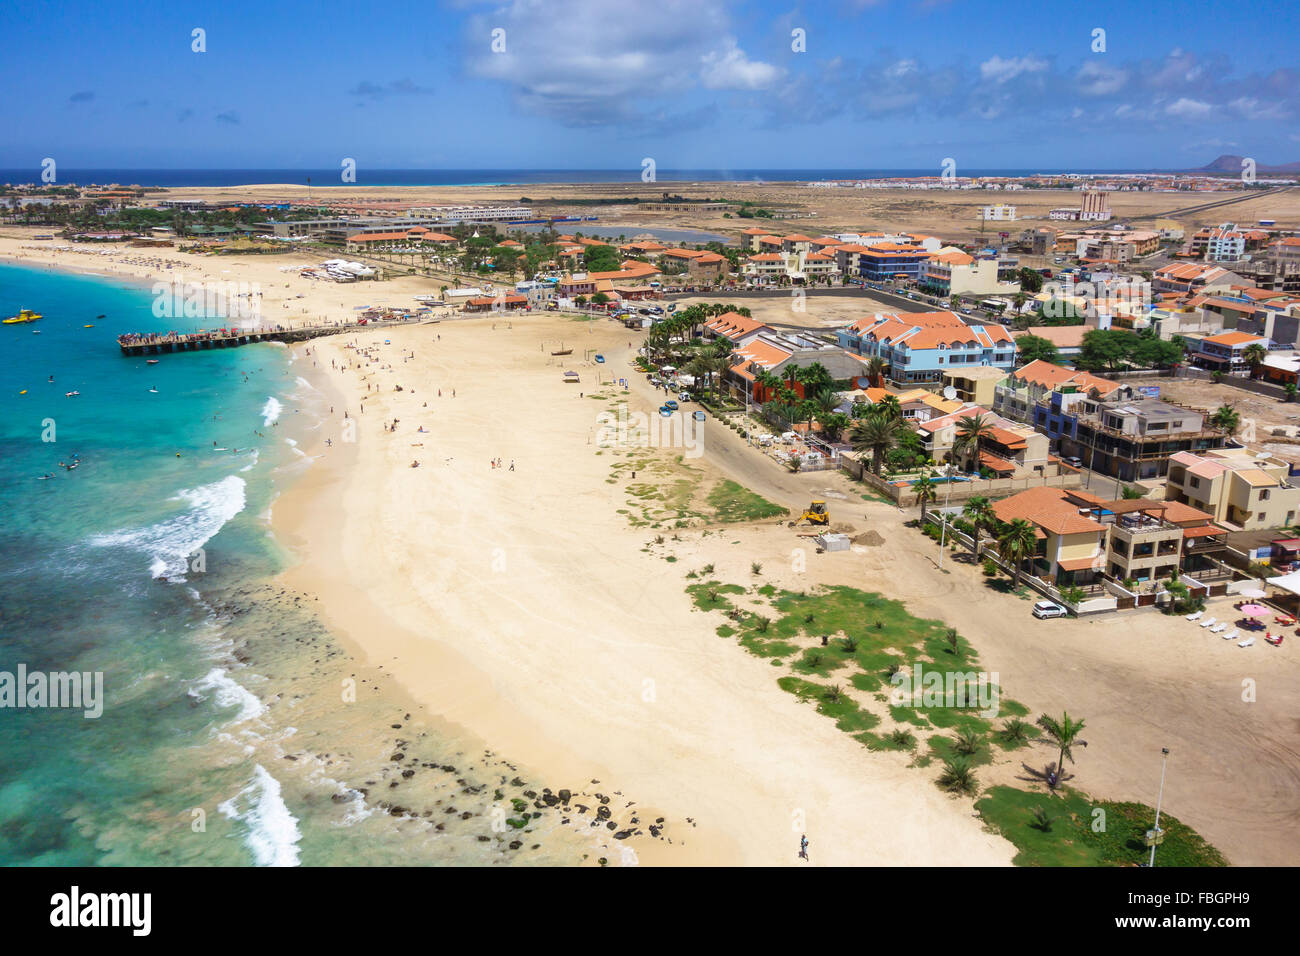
[
  {"left": 7, "top": 229, "right": 1296, "bottom": 866},
  {"left": 272, "top": 318, "right": 1014, "bottom": 865}
]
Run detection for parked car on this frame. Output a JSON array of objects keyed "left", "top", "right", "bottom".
[
  {"left": 692, "top": 410, "right": 706, "bottom": 422},
  {"left": 658, "top": 406, "right": 674, "bottom": 417},
  {"left": 663, "top": 400, "right": 679, "bottom": 411},
  {"left": 1032, "top": 600, "right": 1069, "bottom": 619},
  {"left": 1062, "top": 456, "right": 1083, "bottom": 468},
  {"left": 678, "top": 392, "right": 691, "bottom": 402}
]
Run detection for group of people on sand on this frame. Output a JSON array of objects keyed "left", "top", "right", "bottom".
[{"left": 490, "top": 458, "right": 514, "bottom": 472}]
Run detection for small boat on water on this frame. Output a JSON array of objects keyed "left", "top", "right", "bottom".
[
  {"left": 4, "top": 309, "right": 42, "bottom": 325},
  {"left": 146, "top": 359, "right": 159, "bottom": 365},
  {"left": 96, "top": 314, "right": 105, "bottom": 319},
  {"left": 65, "top": 390, "right": 80, "bottom": 397},
  {"left": 83, "top": 324, "right": 95, "bottom": 328}
]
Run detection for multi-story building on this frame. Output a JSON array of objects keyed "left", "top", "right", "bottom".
[
  {"left": 942, "top": 366, "right": 1006, "bottom": 405},
  {"left": 836, "top": 311, "right": 1016, "bottom": 386},
  {"left": 1190, "top": 330, "right": 1268, "bottom": 375},
  {"left": 989, "top": 488, "right": 1224, "bottom": 586},
  {"left": 1190, "top": 224, "right": 1246, "bottom": 262},
  {"left": 1152, "top": 262, "right": 1244, "bottom": 295},
  {"left": 993, "top": 360, "right": 1126, "bottom": 423},
  {"left": 920, "top": 251, "right": 1020, "bottom": 296},
  {"left": 1165, "top": 447, "right": 1300, "bottom": 530},
  {"left": 981, "top": 204, "right": 1017, "bottom": 222},
  {"left": 1042, "top": 397, "right": 1227, "bottom": 481}
]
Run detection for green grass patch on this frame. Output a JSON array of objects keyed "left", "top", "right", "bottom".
[
  {"left": 975, "top": 786, "right": 1228, "bottom": 867},
  {"left": 705, "top": 479, "right": 788, "bottom": 523}
]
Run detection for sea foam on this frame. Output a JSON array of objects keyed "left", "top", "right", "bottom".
[
  {"left": 88, "top": 475, "right": 246, "bottom": 580},
  {"left": 261, "top": 396, "right": 283, "bottom": 427},
  {"left": 218, "top": 764, "right": 302, "bottom": 867}
]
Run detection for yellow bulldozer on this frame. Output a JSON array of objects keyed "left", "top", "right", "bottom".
[{"left": 790, "top": 500, "right": 830, "bottom": 527}]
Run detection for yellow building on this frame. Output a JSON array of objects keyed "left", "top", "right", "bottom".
[{"left": 1165, "top": 447, "right": 1300, "bottom": 529}]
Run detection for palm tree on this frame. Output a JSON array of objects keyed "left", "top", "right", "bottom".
[
  {"left": 1036, "top": 711, "right": 1088, "bottom": 791},
  {"left": 752, "top": 367, "right": 782, "bottom": 404},
  {"left": 865, "top": 355, "right": 887, "bottom": 388},
  {"left": 954, "top": 412, "right": 995, "bottom": 473},
  {"left": 1210, "top": 403, "right": 1240, "bottom": 436},
  {"left": 1243, "top": 342, "right": 1267, "bottom": 376},
  {"left": 914, "top": 473, "right": 937, "bottom": 521},
  {"left": 962, "top": 495, "right": 995, "bottom": 559},
  {"left": 850, "top": 413, "right": 907, "bottom": 476},
  {"left": 874, "top": 393, "right": 902, "bottom": 422},
  {"left": 997, "top": 518, "right": 1038, "bottom": 588}
]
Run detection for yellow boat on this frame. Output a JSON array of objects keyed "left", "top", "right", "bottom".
[{"left": 3, "top": 309, "right": 42, "bottom": 325}]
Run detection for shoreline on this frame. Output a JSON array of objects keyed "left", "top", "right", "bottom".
[{"left": 265, "top": 317, "right": 1015, "bottom": 866}]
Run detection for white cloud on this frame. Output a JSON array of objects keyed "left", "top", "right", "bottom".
[
  {"left": 979, "top": 55, "right": 1047, "bottom": 85},
  {"left": 1166, "top": 97, "right": 1212, "bottom": 119},
  {"left": 1076, "top": 61, "right": 1127, "bottom": 96},
  {"left": 700, "top": 38, "right": 783, "bottom": 90}
]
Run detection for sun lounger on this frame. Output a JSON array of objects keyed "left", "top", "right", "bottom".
[
  {"left": 1266, "top": 633, "right": 1285, "bottom": 646},
  {"left": 1238, "top": 636, "right": 1256, "bottom": 648},
  {"left": 1222, "top": 629, "right": 1239, "bottom": 642},
  {"left": 1199, "top": 617, "right": 1217, "bottom": 628},
  {"left": 1210, "top": 623, "right": 1228, "bottom": 634},
  {"left": 1186, "top": 610, "right": 1204, "bottom": 622}
]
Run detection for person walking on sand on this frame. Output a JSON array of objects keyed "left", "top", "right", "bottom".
[
  {"left": 799, "top": 834, "right": 809, "bottom": 861},
  {"left": 509, "top": 460, "right": 515, "bottom": 472}
]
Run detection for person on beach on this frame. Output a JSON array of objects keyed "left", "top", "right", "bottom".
[
  {"left": 509, "top": 460, "right": 515, "bottom": 472},
  {"left": 799, "top": 835, "right": 809, "bottom": 861}
]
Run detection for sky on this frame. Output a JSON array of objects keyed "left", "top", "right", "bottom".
[{"left": 3, "top": 0, "right": 1298, "bottom": 171}]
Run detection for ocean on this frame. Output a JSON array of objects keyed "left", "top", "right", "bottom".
[
  {"left": 0, "top": 167, "right": 1172, "bottom": 188},
  {"left": 0, "top": 261, "right": 588, "bottom": 866}
]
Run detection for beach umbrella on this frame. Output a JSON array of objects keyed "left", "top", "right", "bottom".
[
  {"left": 1237, "top": 587, "right": 1268, "bottom": 599},
  {"left": 1239, "top": 604, "right": 1269, "bottom": 617}
]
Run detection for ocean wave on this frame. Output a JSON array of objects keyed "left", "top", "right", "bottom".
[
  {"left": 191, "top": 666, "right": 266, "bottom": 724},
  {"left": 239, "top": 449, "right": 260, "bottom": 473},
  {"left": 88, "top": 475, "right": 246, "bottom": 580},
  {"left": 218, "top": 764, "right": 302, "bottom": 867},
  {"left": 261, "top": 396, "right": 283, "bottom": 427}
]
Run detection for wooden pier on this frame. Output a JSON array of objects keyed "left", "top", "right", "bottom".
[{"left": 116, "top": 322, "right": 400, "bottom": 356}]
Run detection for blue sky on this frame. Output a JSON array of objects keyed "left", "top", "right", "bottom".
[{"left": 3, "top": 0, "right": 1297, "bottom": 170}]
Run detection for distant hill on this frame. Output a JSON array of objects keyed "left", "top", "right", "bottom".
[{"left": 1195, "top": 154, "right": 1300, "bottom": 174}]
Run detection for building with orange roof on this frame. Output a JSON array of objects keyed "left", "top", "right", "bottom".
[
  {"left": 1191, "top": 329, "right": 1268, "bottom": 375},
  {"left": 987, "top": 488, "right": 1228, "bottom": 586},
  {"left": 724, "top": 330, "right": 872, "bottom": 402},
  {"left": 1153, "top": 262, "right": 1245, "bottom": 295},
  {"left": 702, "top": 311, "right": 772, "bottom": 345},
  {"left": 837, "top": 311, "right": 1016, "bottom": 386}
]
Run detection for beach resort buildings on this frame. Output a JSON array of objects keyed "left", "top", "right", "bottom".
[
  {"left": 1164, "top": 448, "right": 1300, "bottom": 530},
  {"left": 993, "top": 360, "right": 1127, "bottom": 424},
  {"left": 989, "top": 488, "right": 1224, "bottom": 586},
  {"left": 919, "top": 250, "right": 1020, "bottom": 297},
  {"left": 836, "top": 311, "right": 1016, "bottom": 387},
  {"left": 1039, "top": 396, "right": 1227, "bottom": 481},
  {"left": 726, "top": 332, "right": 872, "bottom": 401},
  {"left": 1189, "top": 330, "right": 1269, "bottom": 375}
]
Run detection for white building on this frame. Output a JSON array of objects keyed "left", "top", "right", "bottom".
[{"left": 981, "top": 204, "right": 1017, "bottom": 222}]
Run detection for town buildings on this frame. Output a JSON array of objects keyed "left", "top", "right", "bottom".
[
  {"left": 1165, "top": 448, "right": 1300, "bottom": 530},
  {"left": 837, "top": 311, "right": 1016, "bottom": 386}
]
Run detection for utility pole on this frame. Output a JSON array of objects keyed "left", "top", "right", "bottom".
[{"left": 1146, "top": 748, "right": 1170, "bottom": 867}]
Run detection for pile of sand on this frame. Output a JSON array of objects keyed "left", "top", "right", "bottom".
[{"left": 852, "top": 530, "right": 886, "bottom": 547}]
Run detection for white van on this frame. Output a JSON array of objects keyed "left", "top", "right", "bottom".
[{"left": 1032, "top": 600, "right": 1068, "bottom": 619}]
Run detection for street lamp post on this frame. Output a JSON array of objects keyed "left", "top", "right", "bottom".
[
  {"left": 937, "top": 467, "right": 955, "bottom": 570},
  {"left": 1146, "top": 747, "right": 1170, "bottom": 867}
]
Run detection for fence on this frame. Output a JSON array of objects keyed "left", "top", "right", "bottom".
[
  {"left": 845, "top": 458, "right": 1083, "bottom": 507},
  {"left": 919, "top": 512, "right": 1118, "bottom": 616}
]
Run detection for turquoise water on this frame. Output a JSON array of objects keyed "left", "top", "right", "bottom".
[
  {"left": 0, "top": 261, "right": 593, "bottom": 867},
  {"left": 0, "top": 261, "right": 317, "bottom": 864}
]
